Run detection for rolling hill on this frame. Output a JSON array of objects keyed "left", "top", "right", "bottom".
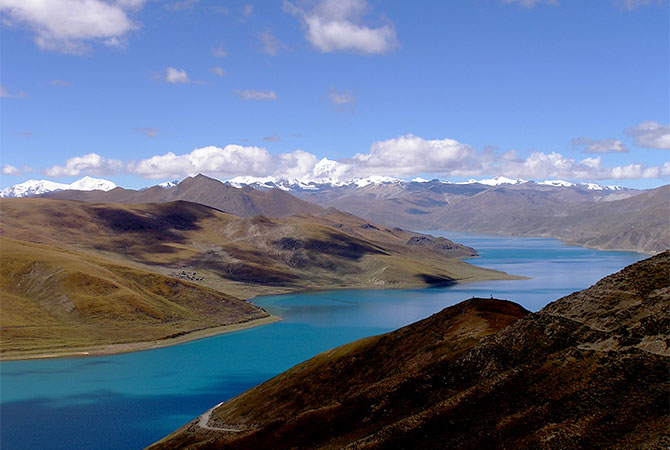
[
  {"left": 149, "top": 251, "right": 669, "bottom": 449},
  {"left": 0, "top": 198, "right": 513, "bottom": 358}
]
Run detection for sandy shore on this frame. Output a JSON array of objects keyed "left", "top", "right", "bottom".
[{"left": 0, "top": 315, "right": 281, "bottom": 362}]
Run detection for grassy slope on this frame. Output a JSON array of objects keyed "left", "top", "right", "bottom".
[
  {"left": 0, "top": 238, "right": 268, "bottom": 358},
  {"left": 0, "top": 198, "right": 514, "bottom": 357}
]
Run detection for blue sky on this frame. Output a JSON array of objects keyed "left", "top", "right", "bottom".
[{"left": 1, "top": 0, "right": 668, "bottom": 189}]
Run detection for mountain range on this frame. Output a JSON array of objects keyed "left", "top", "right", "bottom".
[
  {"left": 0, "top": 197, "right": 512, "bottom": 358},
  {"left": 149, "top": 251, "right": 670, "bottom": 450},
  {"left": 10, "top": 173, "right": 665, "bottom": 254}
]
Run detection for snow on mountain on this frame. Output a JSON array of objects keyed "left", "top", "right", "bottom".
[
  {"left": 578, "top": 182, "right": 624, "bottom": 191},
  {"left": 460, "top": 176, "right": 529, "bottom": 186},
  {"left": 352, "top": 176, "right": 401, "bottom": 187},
  {"left": 0, "top": 179, "right": 71, "bottom": 198},
  {"left": 0, "top": 176, "right": 116, "bottom": 198},
  {"left": 222, "top": 174, "right": 625, "bottom": 192},
  {"left": 68, "top": 176, "right": 117, "bottom": 191},
  {"left": 158, "top": 180, "right": 179, "bottom": 189},
  {"left": 411, "top": 177, "right": 430, "bottom": 183},
  {"left": 538, "top": 179, "right": 576, "bottom": 187}
]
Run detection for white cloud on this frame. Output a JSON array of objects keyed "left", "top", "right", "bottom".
[
  {"left": 258, "top": 29, "right": 289, "bottom": 55},
  {"left": 164, "top": 67, "right": 190, "bottom": 84},
  {"left": 285, "top": 0, "right": 398, "bottom": 54},
  {"left": 328, "top": 88, "right": 356, "bottom": 105},
  {"left": 351, "top": 135, "right": 480, "bottom": 177},
  {"left": 45, "top": 153, "right": 122, "bottom": 177},
  {"left": 625, "top": 121, "right": 670, "bottom": 149},
  {"left": 234, "top": 89, "right": 278, "bottom": 101},
  {"left": 212, "top": 44, "right": 227, "bottom": 58},
  {"left": 0, "top": 85, "right": 27, "bottom": 98},
  {"left": 0, "top": 0, "right": 144, "bottom": 54},
  {"left": 2, "top": 164, "right": 23, "bottom": 176},
  {"left": 50, "top": 133, "right": 670, "bottom": 184},
  {"left": 208, "top": 67, "right": 226, "bottom": 77},
  {"left": 571, "top": 137, "right": 628, "bottom": 154},
  {"left": 127, "top": 145, "right": 275, "bottom": 180}
]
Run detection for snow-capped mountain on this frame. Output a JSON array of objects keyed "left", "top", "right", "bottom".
[
  {"left": 224, "top": 175, "right": 625, "bottom": 192},
  {"left": 0, "top": 176, "right": 117, "bottom": 198},
  {"left": 158, "top": 180, "right": 180, "bottom": 189},
  {"left": 461, "top": 176, "right": 528, "bottom": 186}
]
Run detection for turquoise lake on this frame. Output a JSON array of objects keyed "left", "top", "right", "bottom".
[{"left": 0, "top": 233, "right": 645, "bottom": 449}]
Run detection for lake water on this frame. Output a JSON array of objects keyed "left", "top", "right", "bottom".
[{"left": 0, "top": 233, "right": 645, "bottom": 450}]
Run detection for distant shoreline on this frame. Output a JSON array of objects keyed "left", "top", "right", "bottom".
[{"left": 0, "top": 315, "right": 281, "bottom": 362}]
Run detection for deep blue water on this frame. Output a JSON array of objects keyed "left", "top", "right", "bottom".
[{"left": 0, "top": 233, "right": 644, "bottom": 450}]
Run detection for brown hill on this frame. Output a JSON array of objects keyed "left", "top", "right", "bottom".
[
  {"left": 0, "top": 238, "right": 270, "bottom": 359},
  {"left": 0, "top": 198, "right": 512, "bottom": 357},
  {"left": 44, "top": 174, "right": 323, "bottom": 218},
  {"left": 149, "top": 252, "right": 669, "bottom": 450},
  {"left": 293, "top": 182, "right": 667, "bottom": 254}
]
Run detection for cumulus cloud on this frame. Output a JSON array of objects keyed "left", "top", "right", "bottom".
[
  {"left": 2, "top": 164, "right": 23, "bottom": 176},
  {"left": 625, "top": 121, "right": 670, "bottom": 149},
  {"left": 165, "top": 67, "right": 190, "bottom": 84},
  {"left": 571, "top": 137, "right": 628, "bottom": 154},
  {"left": 52, "top": 133, "right": 669, "bottom": 184},
  {"left": 258, "top": 29, "right": 290, "bottom": 55},
  {"left": 0, "top": 0, "right": 144, "bottom": 53},
  {"left": 285, "top": 0, "right": 398, "bottom": 54},
  {"left": 350, "top": 135, "right": 481, "bottom": 177},
  {"left": 234, "top": 89, "right": 278, "bottom": 101},
  {"left": 45, "top": 153, "right": 122, "bottom": 177},
  {"left": 127, "top": 145, "right": 274, "bottom": 180}
]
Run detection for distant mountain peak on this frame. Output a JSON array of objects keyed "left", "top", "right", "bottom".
[{"left": 0, "top": 176, "right": 116, "bottom": 198}]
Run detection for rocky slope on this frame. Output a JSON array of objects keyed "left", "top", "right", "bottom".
[{"left": 149, "top": 252, "right": 669, "bottom": 449}]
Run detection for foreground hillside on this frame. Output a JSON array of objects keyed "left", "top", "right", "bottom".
[
  {"left": 150, "top": 252, "right": 669, "bottom": 449},
  {"left": 0, "top": 198, "right": 511, "bottom": 357}
]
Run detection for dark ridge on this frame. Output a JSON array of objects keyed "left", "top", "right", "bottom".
[
  {"left": 418, "top": 273, "right": 455, "bottom": 286},
  {"left": 406, "top": 208, "right": 431, "bottom": 215}
]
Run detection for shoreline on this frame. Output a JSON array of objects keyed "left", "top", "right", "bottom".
[
  {"left": 0, "top": 315, "right": 282, "bottom": 362},
  {"left": 0, "top": 267, "right": 524, "bottom": 362}
]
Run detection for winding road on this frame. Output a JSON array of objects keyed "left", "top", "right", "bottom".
[{"left": 197, "top": 402, "right": 242, "bottom": 432}]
